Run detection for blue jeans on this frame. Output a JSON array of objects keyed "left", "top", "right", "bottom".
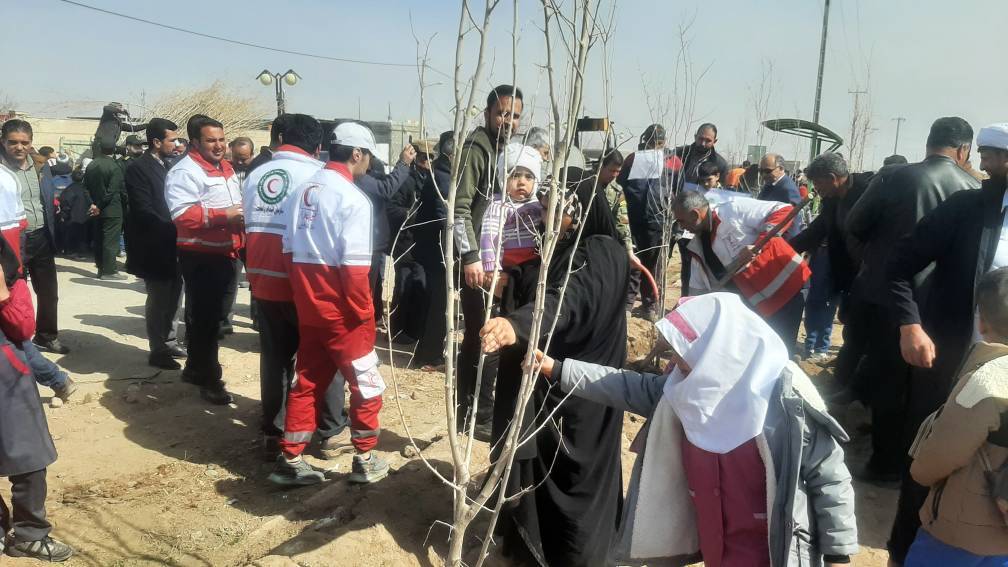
[
  {"left": 905, "top": 528, "right": 1008, "bottom": 566},
  {"left": 803, "top": 249, "right": 839, "bottom": 355},
  {"left": 21, "top": 340, "right": 68, "bottom": 390}
]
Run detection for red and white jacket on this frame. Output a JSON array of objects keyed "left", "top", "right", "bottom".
[
  {"left": 285, "top": 162, "right": 375, "bottom": 358},
  {"left": 164, "top": 152, "right": 243, "bottom": 257},
  {"left": 0, "top": 164, "right": 27, "bottom": 264},
  {"left": 242, "top": 145, "right": 322, "bottom": 302},
  {"left": 686, "top": 197, "right": 810, "bottom": 316}
]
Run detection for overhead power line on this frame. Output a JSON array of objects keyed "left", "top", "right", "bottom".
[{"left": 53, "top": 0, "right": 447, "bottom": 77}]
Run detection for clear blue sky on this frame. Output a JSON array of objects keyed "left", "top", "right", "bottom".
[{"left": 9, "top": 0, "right": 1008, "bottom": 169}]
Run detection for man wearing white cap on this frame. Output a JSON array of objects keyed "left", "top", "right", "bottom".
[
  {"left": 885, "top": 122, "right": 1008, "bottom": 563},
  {"left": 269, "top": 122, "right": 387, "bottom": 486}
]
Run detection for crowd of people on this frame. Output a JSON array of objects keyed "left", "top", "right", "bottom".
[{"left": 0, "top": 85, "right": 1006, "bottom": 567}]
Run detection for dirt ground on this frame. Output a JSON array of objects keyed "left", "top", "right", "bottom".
[{"left": 0, "top": 256, "right": 895, "bottom": 566}]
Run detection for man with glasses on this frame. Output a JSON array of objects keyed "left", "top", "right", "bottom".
[{"left": 757, "top": 153, "right": 804, "bottom": 238}]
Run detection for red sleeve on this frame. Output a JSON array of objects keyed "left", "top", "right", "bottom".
[
  {"left": 759, "top": 205, "right": 794, "bottom": 240},
  {"left": 174, "top": 204, "right": 231, "bottom": 230},
  {"left": 0, "top": 279, "right": 36, "bottom": 343},
  {"left": 338, "top": 265, "right": 374, "bottom": 323}
]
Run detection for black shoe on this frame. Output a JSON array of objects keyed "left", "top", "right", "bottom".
[
  {"left": 167, "top": 345, "right": 188, "bottom": 359},
  {"left": 200, "top": 384, "right": 233, "bottom": 405},
  {"left": 180, "top": 371, "right": 200, "bottom": 385},
  {"left": 217, "top": 324, "right": 234, "bottom": 340},
  {"left": 98, "top": 273, "right": 128, "bottom": 281},
  {"left": 6, "top": 536, "right": 74, "bottom": 562},
  {"left": 33, "top": 338, "right": 70, "bottom": 355},
  {"left": 149, "top": 353, "right": 181, "bottom": 370}
]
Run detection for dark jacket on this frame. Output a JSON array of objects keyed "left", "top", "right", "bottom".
[
  {"left": 886, "top": 175, "right": 1005, "bottom": 393},
  {"left": 789, "top": 171, "right": 874, "bottom": 292},
  {"left": 58, "top": 180, "right": 93, "bottom": 225},
  {"left": 414, "top": 155, "right": 452, "bottom": 268},
  {"left": 124, "top": 153, "right": 177, "bottom": 280},
  {"left": 25, "top": 164, "right": 59, "bottom": 244},
  {"left": 387, "top": 166, "right": 430, "bottom": 260},
  {"left": 356, "top": 158, "right": 411, "bottom": 255},
  {"left": 759, "top": 175, "right": 804, "bottom": 237},
  {"left": 848, "top": 154, "right": 981, "bottom": 305},
  {"left": 617, "top": 150, "right": 675, "bottom": 239},
  {"left": 83, "top": 155, "right": 125, "bottom": 218},
  {"left": 671, "top": 143, "right": 729, "bottom": 190}
]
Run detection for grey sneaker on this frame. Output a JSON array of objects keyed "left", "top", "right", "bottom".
[
  {"left": 349, "top": 453, "right": 389, "bottom": 484},
  {"left": 268, "top": 456, "right": 325, "bottom": 487},
  {"left": 6, "top": 536, "right": 74, "bottom": 562},
  {"left": 319, "top": 430, "right": 354, "bottom": 460},
  {"left": 53, "top": 377, "right": 78, "bottom": 402}
]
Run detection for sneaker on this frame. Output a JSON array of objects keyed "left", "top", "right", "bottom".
[
  {"left": 199, "top": 384, "right": 233, "bottom": 405},
  {"left": 52, "top": 377, "right": 78, "bottom": 402},
  {"left": 349, "top": 453, "right": 389, "bottom": 484},
  {"left": 268, "top": 455, "right": 325, "bottom": 486},
  {"left": 806, "top": 352, "right": 833, "bottom": 366},
  {"left": 33, "top": 338, "right": 70, "bottom": 355},
  {"left": 319, "top": 430, "right": 354, "bottom": 460},
  {"left": 6, "top": 536, "right": 74, "bottom": 562},
  {"left": 98, "top": 273, "right": 128, "bottom": 281},
  {"left": 149, "top": 353, "right": 181, "bottom": 370}
]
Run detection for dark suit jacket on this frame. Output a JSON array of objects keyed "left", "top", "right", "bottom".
[
  {"left": 790, "top": 171, "right": 874, "bottom": 293},
  {"left": 124, "top": 153, "right": 177, "bottom": 280},
  {"left": 758, "top": 175, "right": 803, "bottom": 237},
  {"left": 887, "top": 175, "right": 1005, "bottom": 396}
]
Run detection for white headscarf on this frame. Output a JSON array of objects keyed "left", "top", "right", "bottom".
[
  {"left": 655, "top": 292, "right": 788, "bottom": 454},
  {"left": 497, "top": 142, "right": 542, "bottom": 191}
]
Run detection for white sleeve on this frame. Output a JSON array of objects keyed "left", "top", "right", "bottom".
[
  {"left": 339, "top": 195, "right": 373, "bottom": 266},
  {"left": 164, "top": 169, "right": 201, "bottom": 220}
]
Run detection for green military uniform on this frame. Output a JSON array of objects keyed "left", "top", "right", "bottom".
[
  {"left": 83, "top": 154, "right": 125, "bottom": 276},
  {"left": 603, "top": 179, "right": 634, "bottom": 254}
]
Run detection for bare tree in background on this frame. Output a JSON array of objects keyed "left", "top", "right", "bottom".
[
  {"left": 846, "top": 64, "right": 873, "bottom": 171},
  {"left": 147, "top": 81, "right": 268, "bottom": 138},
  {"left": 0, "top": 92, "right": 15, "bottom": 115}
]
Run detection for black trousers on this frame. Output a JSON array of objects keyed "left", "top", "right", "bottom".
[
  {"left": 221, "top": 257, "right": 241, "bottom": 328},
  {"left": 22, "top": 229, "right": 59, "bottom": 343},
  {"left": 861, "top": 302, "right": 910, "bottom": 475},
  {"left": 413, "top": 237, "right": 447, "bottom": 366},
  {"left": 256, "top": 299, "right": 347, "bottom": 437},
  {"left": 628, "top": 224, "right": 663, "bottom": 308},
  {"left": 390, "top": 259, "right": 427, "bottom": 341},
  {"left": 834, "top": 294, "right": 871, "bottom": 402},
  {"left": 369, "top": 252, "right": 386, "bottom": 322},
  {"left": 144, "top": 273, "right": 183, "bottom": 356},
  {"left": 763, "top": 291, "right": 805, "bottom": 356},
  {"left": 179, "top": 251, "right": 236, "bottom": 387},
  {"left": 458, "top": 283, "right": 497, "bottom": 425},
  {"left": 95, "top": 215, "right": 122, "bottom": 276},
  {"left": 677, "top": 238, "right": 692, "bottom": 297},
  {"left": 0, "top": 468, "right": 50, "bottom": 543}
]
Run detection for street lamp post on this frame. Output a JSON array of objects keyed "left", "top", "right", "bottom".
[{"left": 257, "top": 69, "right": 301, "bottom": 117}]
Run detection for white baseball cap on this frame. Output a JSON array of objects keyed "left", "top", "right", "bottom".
[
  {"left": 977, "top": 123, "right": 1008, "bottom": 151},
  {"left": 331, "top": 122, "right": 378, "bottom": 155}
]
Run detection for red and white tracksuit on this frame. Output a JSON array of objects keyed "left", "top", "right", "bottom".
[
  {"left": 164, "top": 152, "right": 243, "bottom": 257},
  {"left": 281, "top": 161, "right": 383, "bottom": 456},
  {"left": 0, "top": 165, "right": 27, "bottom": 265},
  {"left": 686, "top": 196, "right": 810, "bottom": 316},
  {"left": 242, "top": 146, "right": 322, "bottom": 302}
]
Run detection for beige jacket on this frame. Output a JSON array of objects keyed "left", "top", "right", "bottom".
[{"left": 911, "top": 342, "right": 1008, "bottom": 556}]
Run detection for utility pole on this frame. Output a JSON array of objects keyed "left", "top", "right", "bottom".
[
  {"left": 810, "top": 0, "right": 831, "bottom": 163},
  {"left": 892, "top": 116, "right": 906, "bottom": 154}
]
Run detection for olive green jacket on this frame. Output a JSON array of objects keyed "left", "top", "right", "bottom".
[
  {"left": 452, "top": 127, "right": 498, "bottom": 265},
  {"left": 83, "top": 155, "right": 125, "bottom": 218}
]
